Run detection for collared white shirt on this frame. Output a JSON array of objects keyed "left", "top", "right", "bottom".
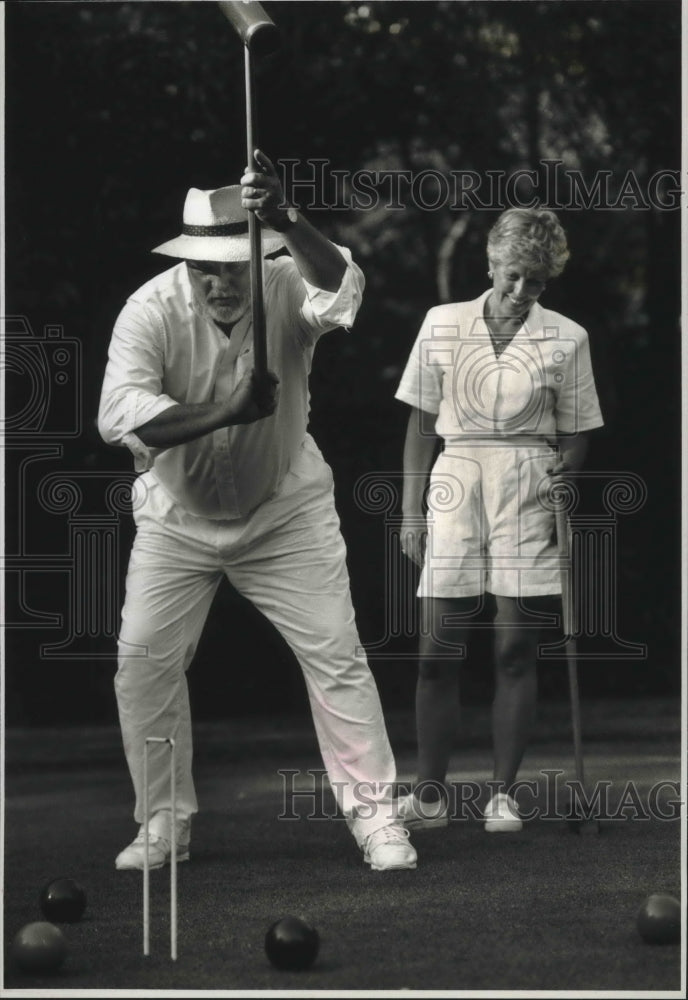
[
  {"left": 98, "top": 248, "right": 364, "bottom": 519},
  {"left": 395, "top": 290, "right": 604, "bottom": 440}
]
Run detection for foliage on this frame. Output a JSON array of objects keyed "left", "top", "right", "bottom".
[
  {"left": 4, "top": 1, "right": 682, "bottom": 710},
  {"left": 6, "top": 1, "right": 681, "bottom": 320}
]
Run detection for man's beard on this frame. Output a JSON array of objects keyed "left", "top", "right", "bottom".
[{"left": 191, "top": 289, "right": 250, "bottom": 329}]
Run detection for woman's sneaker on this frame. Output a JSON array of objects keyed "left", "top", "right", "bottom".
[
  {"left": 396, "top": 792, "right": 449, "bottom": 831},
  {"left": 362, "top": 823, "right": 418, "bottom": 870},
  {"left": 483, "top": 792, "right": 522, "bottom": 833}
]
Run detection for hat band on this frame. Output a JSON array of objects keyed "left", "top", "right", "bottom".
[{"left": 182, "top": 222, "right": 248, "bottom": 236}]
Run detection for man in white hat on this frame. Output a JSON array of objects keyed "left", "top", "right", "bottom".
[{"left": 98, "top": 150, "right": 417, "bottom": 872}]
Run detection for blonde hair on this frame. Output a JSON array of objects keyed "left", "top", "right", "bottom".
[{"left": 487, "top": 207, "right": 570, "bottom": 278}]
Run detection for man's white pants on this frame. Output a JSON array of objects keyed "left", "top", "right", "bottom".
[{"left": 115, "top": 440, "right": 397, "bottom": 846}]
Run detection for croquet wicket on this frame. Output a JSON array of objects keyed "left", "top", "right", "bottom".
[{"left": 143, "top": 736, "right": 177, "bottom": 960}]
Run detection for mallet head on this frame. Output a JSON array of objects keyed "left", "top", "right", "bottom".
[
  {"left": 565, "top": 790, "right": 602, "bottom": 835},
  {"left": 567, "top": 815, "right": 603, "bottom": 836},
  {"left": 218, "top": 1, "right": 280, "bottom": 57}
]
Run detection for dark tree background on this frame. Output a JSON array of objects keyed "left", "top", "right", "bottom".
[{"left": 4, "top": 1, "right": 682, "bottom": 725}]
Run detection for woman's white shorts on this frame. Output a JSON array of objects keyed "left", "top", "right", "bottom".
[{"left": 418, "top": 442, "right": 562, "bottom": 598}]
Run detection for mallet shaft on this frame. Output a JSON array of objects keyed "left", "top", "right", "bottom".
[
  {"left": 219, "top": 0, "right": 276, "bottom": 377},
  {"left": 566, "top": 641, "right": 586, "bottom": 786},
  {"left": 555, "top": 505, "right": 572, "bottom": 636},
  {"left": 245, "top": 45, "right": 267, "bottom": 376},
  {"left": 555, "top": 504, "right": 586, "bottom": 787}
]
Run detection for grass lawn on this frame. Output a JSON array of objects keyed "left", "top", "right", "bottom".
[{"left": 3, "top": 697, "right": 683, "bottom": 994}]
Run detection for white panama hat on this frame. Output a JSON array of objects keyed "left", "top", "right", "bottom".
[{"left": 152, "top": 185, "right": 286, "bottom": 262}]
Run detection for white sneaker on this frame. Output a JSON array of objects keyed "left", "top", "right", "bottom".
[
  {"left": 483, "top": 792, "right": 522, "bottom": 833},
  {"left": 396, "top": 792, "right": 449, "bottom": 831},
  {"left": 362, "top": 824, "right": 418, "bottom": 871},
  {"left": 115, "top": 811, "right": 191, "bottom": 870}
]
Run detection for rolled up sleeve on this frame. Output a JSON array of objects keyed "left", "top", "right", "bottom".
[
  {"left": 97, "top": 301, "right": 178, "bottom": 467},
  {"left": 299, "top": 245, "right": 365, "bottom": 333}
]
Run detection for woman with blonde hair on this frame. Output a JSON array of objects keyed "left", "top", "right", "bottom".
[{"left": 395, "top": 207, "right": 604, "bottom": 832}]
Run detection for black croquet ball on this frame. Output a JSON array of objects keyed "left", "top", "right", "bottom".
[
  {"left": 265, "top": 916, "right": 320, "bottom": 971},
  {"left": 40, "top": 877, "right": 87, "bottom": 923},
  {"left": 12, "top": 921, "right": 68, "bottom": 973},
  {"left": 637, "top": 893, "right": 681, "bottom": 944}
]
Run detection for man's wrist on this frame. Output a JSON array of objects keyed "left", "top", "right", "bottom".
[{"left": 269, "top": 205, "right": 299, "bottom": 234}]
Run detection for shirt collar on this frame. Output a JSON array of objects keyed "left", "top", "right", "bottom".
[
  {"left": 474, "top": 290, "right": 549, "bottom": 340},
  {"left": 522, "top": 301, "right": 548, "bottom": 338},
  {"left": 180, "top": 262, "right": 197, "bottom": 314}
]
